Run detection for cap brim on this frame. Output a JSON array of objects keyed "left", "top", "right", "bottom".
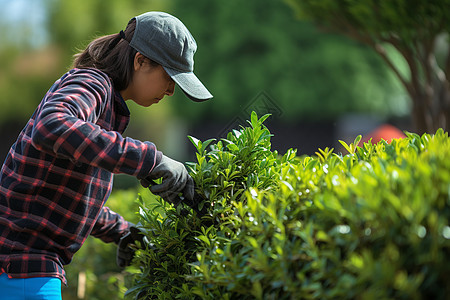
[{"left": 164, "top": 66, "right": 213, "bottom": 102}]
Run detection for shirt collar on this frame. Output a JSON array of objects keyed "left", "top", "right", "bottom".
[{"left": 114, "top": 91, "right": 130, "bottom": 116}]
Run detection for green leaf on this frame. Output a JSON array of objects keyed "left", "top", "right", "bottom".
[
  {"left": 195, "top": 235, "right": 211, "bottom": 247},
  {"left": 250, "top": 110, "right": 259, "bottom": 128},
  {"left": 201, "top": 138, "right": 216, "bottom": 154},
  {"left": 188, "top": 135, "right": 202, "bottom": 153},
  {"left": 353, "top": 134, "right": 362, "bottom": 148},
  {"left": 339, "top": 139, "right": 353, "bottom": 154}
]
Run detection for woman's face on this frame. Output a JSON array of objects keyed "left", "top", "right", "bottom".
[{"left": 125, "top": 53, "right": 175, "bottom": 107}]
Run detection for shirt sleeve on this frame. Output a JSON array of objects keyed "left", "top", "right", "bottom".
[
  {"left": 30, "top": 69, "right": 159, "bottom": 179},
  {"left": 91, "top": 206, "right": 132, "bottom": 244}
]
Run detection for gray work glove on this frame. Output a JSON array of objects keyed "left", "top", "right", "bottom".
[
  {"left": 140, "top": 154, "right": 194, "bottom": 204},
  {"left": 116, "top": 226, "right": 148, "bottom": 268}
]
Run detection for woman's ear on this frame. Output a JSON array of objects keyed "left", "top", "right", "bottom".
[{"left": 134, "top": 52, "right": 145, "bottom": 71}]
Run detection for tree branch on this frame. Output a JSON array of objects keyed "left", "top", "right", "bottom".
[
  {"left": 378, "top": 35, "right": 423, "bottom": 99},
  {"left": 388, "top": 37, "right": 422, "bottom": 100},
  {"left": 326, "top": 14, "right": 415, "bottom": 97},
  {"left": 440, "top": 47, "right": 450, "bottom": 130},
  {"left": 420, "top": 36, "right": 436, "bottom": 102},
  {"left": 372, "top": 43, "right": 412, "bottom": 93},
  {"left": 445, "top": 44, "right": 450, "bottom": 83}
]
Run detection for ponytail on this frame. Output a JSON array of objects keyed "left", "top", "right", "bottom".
[{"left": 73, "top": 18, "right": 137, "bottom": 91}]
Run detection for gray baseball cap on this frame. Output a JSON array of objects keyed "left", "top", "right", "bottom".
[{"left": 129, "top": 12, "right": 213, "bottom": 102}]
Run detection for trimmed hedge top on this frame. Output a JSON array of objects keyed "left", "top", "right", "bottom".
[{"left": 128, "top": 112, "right": 450, "bottom": 300}]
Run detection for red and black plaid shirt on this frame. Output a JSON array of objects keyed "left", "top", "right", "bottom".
[{"left": 0, "top": 68, "right": 160, "bottom": 285}]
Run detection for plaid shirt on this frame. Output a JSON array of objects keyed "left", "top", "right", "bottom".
[{"left": 0, "top": 68, "right": 160, "bottom": 285}]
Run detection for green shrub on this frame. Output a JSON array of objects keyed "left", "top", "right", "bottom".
[{"left": 128, "top": 112, "right": 450, "bottom": 299}]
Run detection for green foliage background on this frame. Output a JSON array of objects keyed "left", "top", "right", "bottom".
[
  {"left": 169, "top": 0, "right": 406, "bottom": 123},
  {"left": 0, "top": 0, "right": 407, "bottom": 129}
]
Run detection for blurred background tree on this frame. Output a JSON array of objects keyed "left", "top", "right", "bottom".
[
  {"left": 168, "top": 0, "right": 411, "bottom": 155},
  {"left": 0, "top": 0, "right": 61, "bottom": 156},
  {"left": 170, "top": 0, "right": 406, "bottom": 124},
  {"left": 0, "top": 0, "right": 410, "bottom": 163},
  {"left": 286, "top": 0, "right": 450, "bottom": 134}
]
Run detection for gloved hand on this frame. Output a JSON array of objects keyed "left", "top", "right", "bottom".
[
  {"left": 140, "top": 154, "right": 194, "bottom": 204},
  {"left": 116, "top": 226, "right": 148, "bottom": 268}
]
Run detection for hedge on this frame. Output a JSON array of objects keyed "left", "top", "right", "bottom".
[{"left": 126, "top": 112, "right": 450, "bottom": 299}]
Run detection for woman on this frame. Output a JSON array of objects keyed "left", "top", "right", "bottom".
[{"left": 0, "top": 11, "right": 212, "bottom": 299}]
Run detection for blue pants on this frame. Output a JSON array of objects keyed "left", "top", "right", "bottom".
[{"left": 0, "top": 273, "right": 61, "bottom": 300}]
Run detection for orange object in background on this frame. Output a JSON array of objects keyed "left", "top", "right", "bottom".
[{"left": 361, "top": 124, "right": 406, "bottom": 144}]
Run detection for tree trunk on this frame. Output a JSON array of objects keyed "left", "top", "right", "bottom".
[
  {"left": 408, "top": 66, "right": 450, "bottom": 134},
  {"left": 408, "top": 83, "right": 449, "bottom": 135},
  {"left": 374, "top": 39, "right": 450, "bottom": 135}
]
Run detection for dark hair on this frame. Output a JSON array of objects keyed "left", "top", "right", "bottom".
[{"left": 73, "top": 18, "right": 157, "bottom": 91}]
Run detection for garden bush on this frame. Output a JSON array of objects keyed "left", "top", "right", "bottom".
[{"left": 127, "top": 112, "right": 450, "bottom": 299}]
